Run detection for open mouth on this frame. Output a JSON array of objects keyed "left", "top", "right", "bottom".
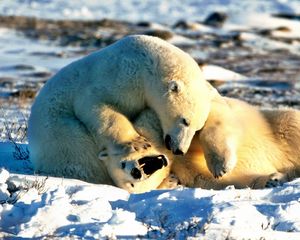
[{"left": 127, "top": 155, "right": 168, "bottom": 180}]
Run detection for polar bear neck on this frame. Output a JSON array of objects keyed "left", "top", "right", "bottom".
[{"left": 71, "top": 39, "right": 148, "bottom": 118}]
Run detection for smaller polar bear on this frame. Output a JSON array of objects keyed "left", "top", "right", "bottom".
[
  {"left": 28, "top": 35, "right": 213, "bottom": 193},
  {"left": 133, "top": 86, "right": 300, "bottom": 190}
]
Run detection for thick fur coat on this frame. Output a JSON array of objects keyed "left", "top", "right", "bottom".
[
  {"left": 28, "top": 35, "right": 212, "bottom": 193},
  {"left": 134, "top": 89, "right": 300, "bottom": 190}
]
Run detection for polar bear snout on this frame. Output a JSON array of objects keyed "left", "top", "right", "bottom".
[
  {"left": 165, "top": 134, "right": 184, "bottom": 155},
  {"left": 131, "top": 167, "right": 142, "bottom": 179},
  {"left": 165, "top": 124, "right": 196, "bottom": 155}
]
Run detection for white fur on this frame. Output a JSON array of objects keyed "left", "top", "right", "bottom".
[
  {"left": 28, "top": 35, "right": 212, "bottom": 192},
  {"left": 133, "top": 91, "right": 300, "bottom": 190}
]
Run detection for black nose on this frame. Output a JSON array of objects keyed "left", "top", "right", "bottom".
[
  {"left": 165, "top": 134, "right": 172, "bottom": 150},
  {"left": 173, "top": 148, "right": 184, "bottom": 155},
  {"left": 131, "top": 167, "right": 142, "bottom": 179}
]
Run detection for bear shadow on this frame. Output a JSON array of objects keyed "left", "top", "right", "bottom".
[{"left": 110, "top": 188, "right": 214, "bottom": 238}]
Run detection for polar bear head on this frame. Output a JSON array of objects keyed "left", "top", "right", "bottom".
[
  {"left": 99, "top": 148, "right": 170, "bottom": 193},
  {"left": 137, "top": 36, "right": 213, "bottom": 155}
]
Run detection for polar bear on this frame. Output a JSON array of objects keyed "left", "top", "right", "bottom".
[
  {"left": 28, "top": 35, "right": 213, "bottom": 193},
  {"left": 133, "top": 87, "right": 300, "bottom": 190}
]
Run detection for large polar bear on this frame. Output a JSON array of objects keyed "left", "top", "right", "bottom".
[
  {"left": 133, "top": 86, "right": 300, "bottom": 190},
  {"left": 28, "top": 35, "right": 213, "bottom": 193}
]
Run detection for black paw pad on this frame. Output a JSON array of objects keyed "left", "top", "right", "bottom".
[{"left": 265, "top": 178, "right": 282, "bottom": 188}]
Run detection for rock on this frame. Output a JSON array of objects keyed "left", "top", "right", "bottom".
[
  {"left": 14, "top": 64, "right": 35, "bottom": 71},
  {"left": 273, "top": 13, "right": 300, "bottom": 21},
  {"left": 0, "top": 16, "right": 132, "bottom": 48},
  {"left": 173, "top": 20, "right": 190, "bottom": 29},
  {"left": 275, "top": 26, "right": 291, "bottom": 32},
  {"left": 142, "top": 29, "right": 173, "bottom": 40},
  {"left": 22, "top": 71, "right": 52, "bottom": 78},
  {"left": 12, "top": 89, "right": 38, "bottom": 99},
  {"left": 203, "top": 12, "right": 228, "bottom": 28},
  {"left": 136, "top": 21, "right": 151, "bottom": 27}
]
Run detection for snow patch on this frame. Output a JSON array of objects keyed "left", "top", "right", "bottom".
[
  {"left": 0, "top": 144, "right": 299, "bottom": 238},
  {"left": 201, "top": 65, "right": 247, "bottom": 81}
]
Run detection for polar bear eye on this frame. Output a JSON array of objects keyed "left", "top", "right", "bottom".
[
  {"left": 181, "top": 118, "right": 190, "bottom": 127},
  {"left": 121, "top": 162, "right": 126, "bottom": 169},
  {"left": 170, "top": 84, "right": 179, "bottom": 93},
  {"left": 168, "top": 81, "right": 181, "bottom": 93}
]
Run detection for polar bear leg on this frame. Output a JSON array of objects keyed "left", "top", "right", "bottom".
[
  {"left": 75, "top": 103, "right": 153, "bottom": 159},
  {"left": 96, "top": 108, "right": 170, "bottom": 190},
  {"left": 198, "top": 97, "right": 240, "bottom": 178},
  {"left": 199, "top": 126, "right": 238, "bottom": 178},
  {"left": 30, "top": 115, "right": 113, "bottom": 184},
  {"left": 133, "top": 108, "right": 165, "bottom": 147}
]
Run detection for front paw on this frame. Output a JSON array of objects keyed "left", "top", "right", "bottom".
[
  {"left": 109, "top": 136, "right": 152, "bottom": 156},
  {"left": 206, "top": 151, "right": 237, "bottom": 178},
  {"left": 125, "top": 135, "right": 152, "bottom": 153},
  {"left": 209, "top": 161, "right": 228, "bottom": 178}
]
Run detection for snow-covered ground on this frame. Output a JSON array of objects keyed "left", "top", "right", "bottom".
[
  {"left": 1, "top": 0, "right": 300, "bottom": 24},
  {"left": 1, "top": 0, "right": 300, "bottom": 239},
  {"left": 1, "top": 142, "right": 300, "bottom": 239}
]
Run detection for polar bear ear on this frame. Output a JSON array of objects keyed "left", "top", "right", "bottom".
[
  {"left": 205, "top": 81, "right": 219, "bottom": 99},
  {"left": 98, "top": 149, "right": 109, "bottom": 161},
  {"left": 168, "top": 80, "right": 182, "bottom": 93}
]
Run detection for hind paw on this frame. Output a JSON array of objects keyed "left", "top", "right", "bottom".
[
  {"left": 265, "top": 172, "right": 288, "bottom": 188},
  {"left": 158, "top": 174, "right": 181, "bottom": 189}
]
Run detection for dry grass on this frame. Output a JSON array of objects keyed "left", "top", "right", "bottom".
[
  {"left": 2, "top": 176, "right": 48, "bottom": 205},
  {"left": 0, "top": 107, "right": 30, "bottom": 160}
]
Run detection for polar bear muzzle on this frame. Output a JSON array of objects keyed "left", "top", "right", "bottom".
[{"left": 165, "top": 134, "right": 184, "bottom": 155}]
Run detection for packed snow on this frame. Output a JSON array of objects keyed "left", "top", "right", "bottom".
[
  {"left": 0, "top": 145, "right": 300, "bottom": 239},
  {"left": 1, "top": 0, "right": 300, "bottom": 239},
  {"left": 1, "top": 0, "right": 300, "bottom": 25}
]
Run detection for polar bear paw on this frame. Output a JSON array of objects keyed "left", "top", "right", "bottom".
[
  {"left": 212, "top": 163, "right": 228, "bottom": 178},
  {"left": 158, "top": 174, "right": 181, "bottom": 189},
  {"left": 265, "top": 172, "right": 288, "bottom": 188},
  {"left": 124, "top": 136, "right": 152, "bottom": 153},
  {"left": 206, "top": 151, "right": 237, "bottom": 178}
]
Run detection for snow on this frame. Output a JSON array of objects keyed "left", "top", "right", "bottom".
[
  {"left": 227, "top": 13, "right": 300, "bottom": 38},
  {"left": 0, "top": 142, "right": 300, "bottom": 239},
  {"left": 0, "top": 28, "right": 81, "bottom": 74},
  {"left": 1, "top": 0, "right": 300, "bottom": 24},
  {"left": 201, "top": 65, "right": 247, "bottom": 81}
]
